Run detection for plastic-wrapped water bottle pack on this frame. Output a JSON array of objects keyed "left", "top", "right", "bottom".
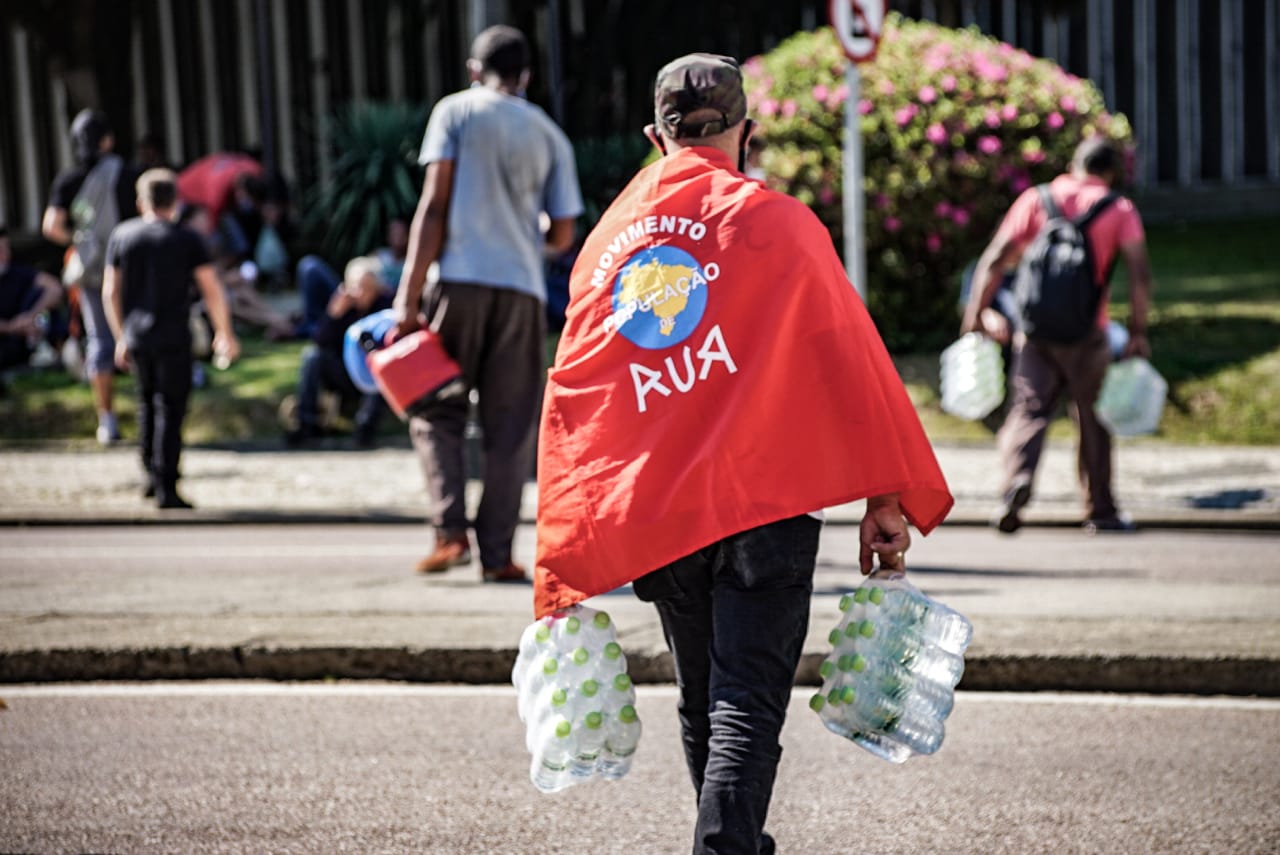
[
  {"left": 810, "top": 569, "right": 973, "bottom": 763},
  {"left": 512, "top": 605, "right": 642, "bottom": 792}
]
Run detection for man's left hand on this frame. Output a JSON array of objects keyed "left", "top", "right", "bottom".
[{"left": 860, "top": 493, "right": 911, "bottom": 575}]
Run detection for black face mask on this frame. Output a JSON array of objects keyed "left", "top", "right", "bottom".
[{"left": 738, "top": 119, "right": 756, "bottom": 172}]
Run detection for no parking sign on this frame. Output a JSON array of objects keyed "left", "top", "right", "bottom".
[{"left": 829, "top": 0, "right": 887, "bottom": 63}]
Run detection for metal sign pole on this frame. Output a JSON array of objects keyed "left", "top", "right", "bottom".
[{"left": 844, "top": 62, "right": 866, "bottom": 301}]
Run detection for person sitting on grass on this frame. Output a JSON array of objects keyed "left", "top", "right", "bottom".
[
  {"left": 284, "top": 256, "right": 391, "bottom": 449},
  {"left": 0, "top": 224, "right": 65, "bottom": 394}
]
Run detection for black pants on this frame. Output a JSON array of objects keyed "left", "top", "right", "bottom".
[
  {"left": 133, "top": 347, "right": 193, "bottom": 497},
  {"left": 408, "top": 281, "right": 545, "bottom": 569},
  {"left": 633, "top": 514, "right": 823, "bottom": 855}
]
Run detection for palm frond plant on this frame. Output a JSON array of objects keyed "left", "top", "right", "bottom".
[{"left": 304, "top": 101, "right": 429, "bottom": 263}]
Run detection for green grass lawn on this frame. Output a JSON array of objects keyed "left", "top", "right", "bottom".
[{"left": 3, "top": 216, "right": 1278, "bottom": 446}]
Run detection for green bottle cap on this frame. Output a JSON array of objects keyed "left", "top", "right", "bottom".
[
  {"left": 550, "top": 688, "right": 568, "bottom": 707},
  {"left": 613, "top": 674, "right": 633, "bottom": 692},
  {"left": 572, "top": 647, "right": 589, "bottom": 665},
  {"left": 534, "top": 625, "right": 551, "bottom": 643},
  {"left": 809, "top": 693, "right": 826, "bottom": 712},
  {"left": 827, "top": 688, "right": 842, "bottom": 705},
  {"left": 585, "top": 711, "right": 603, "bottom": 730},
  {"left": 819, "top": 660, "right": 835, "bottom": 679},
  {"left": 840, "top": 686, "right": 856, "bottom": 704},
  {"left": 838, "top": 594, "right": 853, "bottom": 612},
  {"left": 618, "top": 705, "right": 638, "bottom": 723},
  {"left": 565, "top": 616, "right": 581, "bottom": 634},
  {"left": 837, "top": 655, "right": 853, "bottom": 672},
  {"left": 593, "top": 611, "right": 612, "bottom": 630},
  {"left": 604, "top": 642, "right": 623, "bottom": 660},
  {"left": 581, "top": 679, "right": 599, "bottom": 698},
  {"left": 859, "top": 620, "right": 875, "bottom": 638},
  {"left": 844, "top": 623, "right": 860, "bottom": 639},
  {"left": 869, "top": 587, "right": 885, "bottom": 605},
  {"left": 851, "top": 654, "right": 867, "bottom": 673},
  {"left": 555, "top": 719, "right": 571, "bottom": 739},
  {"left": 829, "top": 629, "right": 844, "bottom": 646},
  {"left": 854, "top": 588, "right": 870, "bottom": 604},
  {"left": 542, "top": 658, "right": 559, "bottom": 676}
]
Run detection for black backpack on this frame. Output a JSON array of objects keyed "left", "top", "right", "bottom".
[{"left": 1012, "top": 184, "right": 1118, "bottom": 344}]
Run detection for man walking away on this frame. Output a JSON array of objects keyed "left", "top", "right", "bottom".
[
  {"left": 961, "top": 137, "right": 1154, "bottom": 535},
  {"left": 393, "top": 24, "right": 583, "bottom": 582},
  {"left": 103, "top": 169, "right": 239, "bottom": 509}
]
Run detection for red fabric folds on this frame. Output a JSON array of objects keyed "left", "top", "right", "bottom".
[{"left": 534, "top": 148, "right": 952, "bottom": 617}]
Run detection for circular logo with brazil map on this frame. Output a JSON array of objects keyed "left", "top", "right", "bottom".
[{"left": 610, "top": 246, "right": 712, "bottom": 349}]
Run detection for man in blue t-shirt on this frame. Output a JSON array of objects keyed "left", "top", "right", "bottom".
[{"left": 393, "top": 24, "right": 584, "bottom": 582}]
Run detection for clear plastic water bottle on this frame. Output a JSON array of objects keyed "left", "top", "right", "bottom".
[
  {"left": 600, "top": 704, "right": 642, "bottom": 780},
  {"left": 530, "top": 717, "right": 576, "bottom": 793},
  {"left": 513, "top": 605, "right": 642, "bottom": 791},
  {"left": 812, "top": 569, "right": 972, "bottom": 763},
  {"left": 1095, "top": 357, "right": 1168, "bottom": 437},
  {"left": 570, "top": 711, "right": 606, "bottom": 778},
  {"left": 940, "top": 333, "right": 1005, "bottom": 421}
]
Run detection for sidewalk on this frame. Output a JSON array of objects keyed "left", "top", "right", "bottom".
[{"left": 1, "top": 439, "right": 1277, "bottom": 695}]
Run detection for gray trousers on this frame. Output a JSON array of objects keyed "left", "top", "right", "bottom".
[
  {"left": 408, "top": 281, "right": 545, "bottom": 569},
  {"left": 997, "top": 327, "right": 1116, "bottom": 520}
]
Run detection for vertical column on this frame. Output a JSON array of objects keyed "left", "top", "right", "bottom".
[
  {"left": 131, "top": 15, "right": 147, "bottom": 140},
  {"left": 1001, "top": 0, "right": 1016, "bottom": 45},
  {"left": 921, "top": 0, "right": 938, "bottom": 23},
  {"left": 1175, "top": 0, "right": 1198, "bottom": 185},
  {"left": 1098, "top": 0, "right": 1116, "bottom": 109},
  {"left": 157, "top": 0, "right": 185, "bottom": 164},
  {"left": 197, "top": 0, "right": 223, "bottom": 153},
  {"left": 1222, "top": 0, "right": 1245, "bottom": 181},
  {"left": 1134, "top": 0, "right": 1158, "bottom": 186},
  {"left": 271, "top": 0, "right": 296, "bottom": 181},
  {"left": 423, "top": 11, "right": 441, "bottom": 107},
  {"left": 236, "top": 0, "right": 261, "bottom": 148},
  {"left": 1269, "top": 0, "right": 1280, "bottom": 180},
  {"left": 11, "top": 26, "right": 43, "bottom": 230},
  {"left": 308, "top": 0, "right": 331, "bottom": 185},
  {"left": 387, "top": 0, "right": 406, "bottom": 103},
  {"left": 347, "top": 0, "right": 367, "bottom": 102}
]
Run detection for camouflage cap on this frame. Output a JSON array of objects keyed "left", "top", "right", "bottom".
[{"left": 654, "top": 53, "right": 747, "bottom": 139}]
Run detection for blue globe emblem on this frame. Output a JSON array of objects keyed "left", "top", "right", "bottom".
[{"left": 610, "top": 246, "right": 710, "bottom": 350}]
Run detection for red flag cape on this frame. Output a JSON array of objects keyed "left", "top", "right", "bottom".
[{"left": 534, "top": 148, "right": 952, "bottom": 617}]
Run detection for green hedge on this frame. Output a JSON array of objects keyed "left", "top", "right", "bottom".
[{"left": 743, "top": 15, "right": 1134, "bottom": 351}]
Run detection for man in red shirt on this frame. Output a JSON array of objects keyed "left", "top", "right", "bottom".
[{"left": 961, "top": 137, "right": 1155, "bottom": 533}]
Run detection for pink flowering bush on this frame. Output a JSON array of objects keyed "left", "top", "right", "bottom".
[{"left": 742, "top": 15, "right": 1134, "bottom": 351}]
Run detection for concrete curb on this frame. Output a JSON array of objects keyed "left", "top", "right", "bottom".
[{"left": 3, "top": 648, "right": 1276, "bottom": 697}]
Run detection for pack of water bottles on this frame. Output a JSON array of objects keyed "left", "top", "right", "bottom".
[
  {"left": 939, "top": 332, "right": 1005, "bottom": 421},
  {"left": 511, "top": 605, "right": 642, "bottom": 793},
  {"left": 810, "top": 569, "right": 973, "bottom": 763}
]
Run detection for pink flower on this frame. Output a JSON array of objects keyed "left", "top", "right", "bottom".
[
  {"left": 941, "top": 74, "right": 957, "bottom": 93},
  {"left": 829, "top": 84, "right": 850, "bottom": 106},
  {"left": 918, "top": 85, "right": 937, "bottom": 104},
  {"left": 812, "top": 84, "right": 829, "bottom": 103},
  {"left": 926, "top": 123, "right": 947, "bottom": 144},
  {"left": 1060, "top": 95, "right": 1077, "bottom": 112},
  {"left": 1022, "top": 148, "right": 1046, "bottom": 164},
  {"left": 1046, "top": 112, "right": 1064, "bottom": 129},
  {"left": 934, "top": 200, "right": 953, "bottom": 217},
  {"left": 1009, "top": 173, "right": 1031, "bottom": 193},
  {"left": 858, "top": 98, "right": 873, "bottom": 115},
  {"left": 895, "top": 104, "right": 918, "bottom": 127},
  {"left": 984, "top": 109, "right": 1001, "bottom": 128},
  {"left": 951, "top": 207, "right": 971, "bottom": 226},
  {"left": 818, "top": 185, "right": 836, "bottom": 205},
  {"left": 781, "top": 99, "right": 798, "bottom": 118},
  {"left": 875, "top": 193, "right": 891, "bottom": 210},
  {"left": 978, "top": 135, "right": 1002, "bottom": 155},
  {"left": 1001, "top": 103, "right": 1018, "bottom": 122},
  {"left": 758, "top": 99, "right": 779, "bottom": 117},
  {"left": 925, "top": 233, "right": 943, "bottom": 253},
  {"left": 742, "top": 57, "right": 764, "bottom": 74},
  {"left": 878, "top": 79, "right": 896, "bottom": 96},
  {"left": 885, "top": 216, "right": 902, "bottom": 233}
]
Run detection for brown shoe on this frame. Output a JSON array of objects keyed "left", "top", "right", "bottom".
[
  {"left": 415, "top": 533, "right": 471, "bottom": 574},
  {"left": 482, "top": 562, "right": 529, "bottom": 583}
]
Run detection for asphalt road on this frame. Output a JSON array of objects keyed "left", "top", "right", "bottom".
[{"left": 1, "top": 683, "right": 1277, "bottom": 854}]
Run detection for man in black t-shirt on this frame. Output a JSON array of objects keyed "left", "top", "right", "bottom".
[
  {"left": 103, "top": 169, "right": 240, "bottom": 510},
  {"left": 42, "top": 110, "right": 141, "bottom": 444}
]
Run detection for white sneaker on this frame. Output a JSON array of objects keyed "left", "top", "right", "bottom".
[{"left": 96, "top": 415, "right": 120, "bottom": 446}]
